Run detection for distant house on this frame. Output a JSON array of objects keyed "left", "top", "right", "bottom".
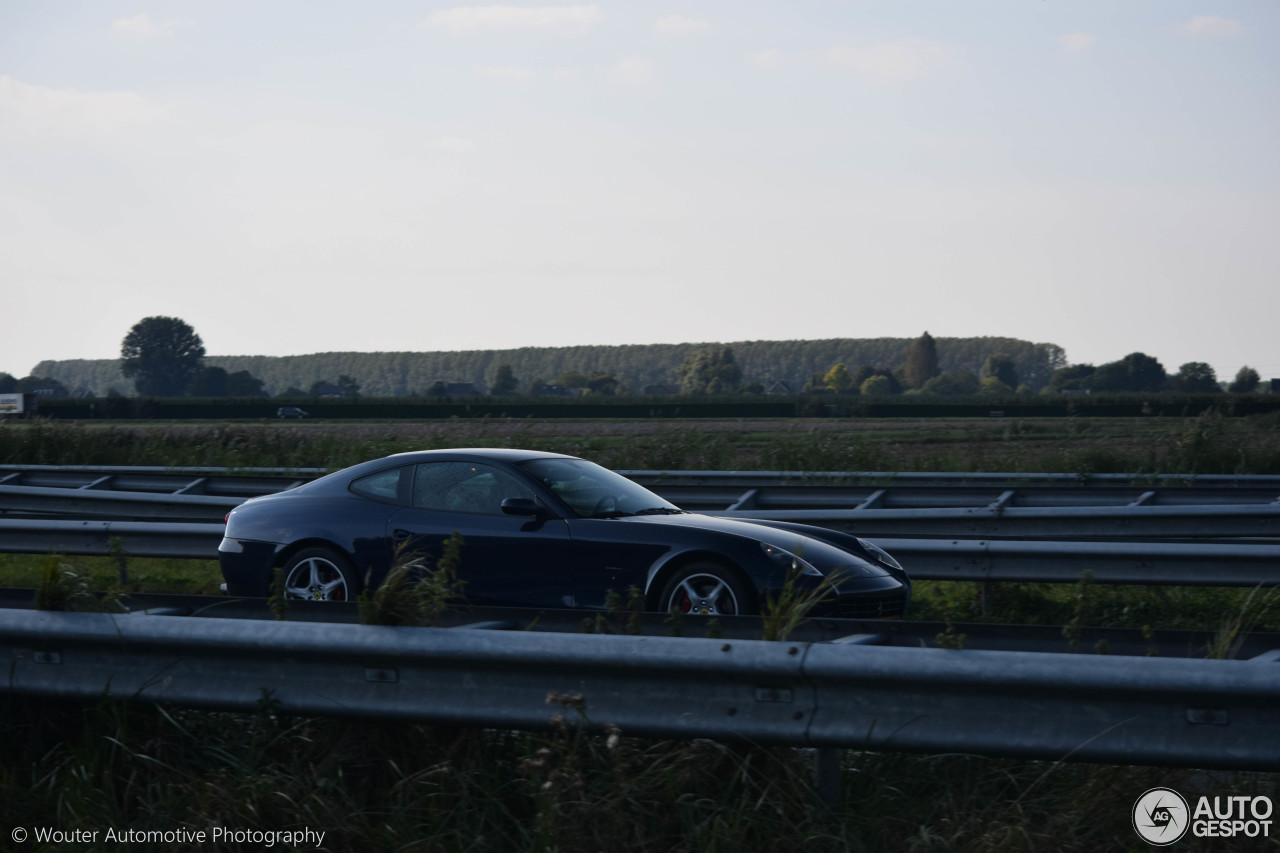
[
  {"left": 764, "top": 380, "right": 793, "bottom": 395},
  {"left": 1270, "top": 379, "right": 1280, "bottom": 394},
  {"left": 444, "top": 382, "right": 480, "bottom": 396},
  {"left": 644, "top": 384, "right": 682, "bottom": 395},
  {"left": 533, "top": 384, "right": 580, "bottom": 397},
  {"left": 310, "top": 383, "right": 345, "bottom": 398}
]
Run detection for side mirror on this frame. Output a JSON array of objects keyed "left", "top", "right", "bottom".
[{"left": 501, "top": 497, "right": 542, "bottom": 517}]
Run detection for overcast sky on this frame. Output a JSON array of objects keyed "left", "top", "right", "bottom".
[{"left": 2, "top": 1, "right": 1277, "bottom": 381}]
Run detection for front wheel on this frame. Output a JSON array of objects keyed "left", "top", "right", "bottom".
[
  {"left": 280, "top": 547, "right": 360, "bottom": 601},
  {"left": 659, "top": 563, "right": 752, "bottom": 616}
]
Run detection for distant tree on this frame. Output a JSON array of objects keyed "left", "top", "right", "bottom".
[
  {"left": 1171, "top": 362, "right": 1219, "bottom": 393},
  {"left": 490, "top": 364, "right": 518, "bottom": 395},
  {"left": 922, "top": 371, "right": 980, "bottom": 395},
  {"left": 903, "top": 332, "right": 940, "bottom": 389},
  {"left": 860, "top": 375, "right": 892, "bottom": 395},
  {"left": 120, "top": 316, "right": 206, "bottom": 396},
  {"left": 823, "top": 363, "right": 854, "bottom": 394},
  {"left": 529, "top": 378, "right": 547, "bottom": 395},
  {"left": 0, "top": 372, "right": 15, "bottom": 393},
  {"left": 850, "top": 365, "right": 876, "bottom": 391},
  {"left": 874, "top": 368, "right": 903, "bottom": 394},
  {"left": 1124, "top": 352, "right": 1168, "bottom": 392},
  {"left": 337, "top": 375, "right": 361, "bottom": 397},
  {"left": 676, "top": 346, "right": 742, "bottom": 394},
  {"left": 1228, "top": 366, "right": 1261, "bottom": 394},
  {"left": 1089, "top": 352, "right": 1167, "bottom": 393},
  {"left": 1049, "top": 364, "right": 1095, "bottom": 392},
  {"left": 226, "top": 370, "right": 266, "bottom": 397},
  {"left": 557, "top": 371, "right": 590, "bottom": 389},
  {"left": 278, "top": 386, "right": 307, "bottom": 398},
  {"left": 801, "top": 374, "right": 828, "bottom": 394},
  {"left": 980, "top": 353, "right": 1018, "bottom": 389},
  {"left": 17, "top": 375, "right": 69, "bottom": 396},
  {"left": 979, "top": 376, "right": 1013, "bottom": 395},
  {"left": 188, "top": 366, "right": 229, "bottom": 397},
  {"left": 741, "top": 381, "right": 764, "bottom": 395},
  {"left": 585, "top": 373, "right": 618, "bottom": 396},
  {"left": 1088, "top": 362, "right": 1132, "bottom": 392}
]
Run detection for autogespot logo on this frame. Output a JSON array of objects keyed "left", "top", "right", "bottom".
[{"left": 1133, "top": 787, "right": 1190, "bottom": 846}]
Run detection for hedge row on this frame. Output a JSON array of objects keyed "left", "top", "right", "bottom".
[{"left": 22, "top": 393, "right": 1280, "bottom": 421}]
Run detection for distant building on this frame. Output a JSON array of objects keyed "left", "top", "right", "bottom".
[
  {"left": 533, "top": 384, "right": 580, "bottom": 397},
  {"left": 764, "top": 380, "right": 793, "bottom": 395},
  {"left": 1270, "top": 379, "right": 1280, "bottom": 394},
  {"left": 309, "top": 382, "right": 348, "bottom": 398}
]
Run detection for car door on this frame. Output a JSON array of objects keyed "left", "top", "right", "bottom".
[{"left": 385, "top": 460, "right": 576, "bottom": 608}]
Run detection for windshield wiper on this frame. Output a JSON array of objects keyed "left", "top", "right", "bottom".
[
  {"left": 633, "top": 507, "right": 687, "bottom": 515},
  {"left": 587, "top": 510, "right": 634, "bottom": 519}
]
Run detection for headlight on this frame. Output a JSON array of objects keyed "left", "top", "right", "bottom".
[
  {"left": 760, "top": 542, "right": 823, "bottom": 577},
  {"left": 858, "top": 538, "right": 903, "bottom": 571}
]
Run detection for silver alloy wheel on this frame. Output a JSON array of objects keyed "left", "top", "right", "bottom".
[
  {"left": 284, "top": 554, "right": 351, "bottom": 601},
  {"left": 666, "top": 572, "right": 740, "bottom": 616}
]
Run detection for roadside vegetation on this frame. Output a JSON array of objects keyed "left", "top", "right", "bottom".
[
  {"left": 5, "top": 693, "right": 1276, "bottom": 853},
  {"left": 3, "top": 407, "right": 1280, "bottom": 474},
  {"left": 3, "top": 416, "right": 1280, "bottom": 850}
]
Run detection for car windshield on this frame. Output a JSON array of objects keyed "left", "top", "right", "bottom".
[{"left": 518, "top": 458, "right": 682, "bottom": 518}]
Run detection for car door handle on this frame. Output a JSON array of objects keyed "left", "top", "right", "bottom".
[{"left": 392, "top": 529, "right": 413, "bottom": 541}]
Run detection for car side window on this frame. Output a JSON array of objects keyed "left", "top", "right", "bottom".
[
  {"left": 412, "top": 461, "right": 535, "bottom": 515},
  {"left": 350, "top": 467, "right": 408, "bottom": 503}
]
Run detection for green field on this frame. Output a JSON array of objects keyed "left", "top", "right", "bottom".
[{"left": 5, "top": 408, "right": 1280, "bottom": 474}]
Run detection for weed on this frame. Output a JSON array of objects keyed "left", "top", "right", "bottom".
[
  {"left": 33, "top": 555, "right": 97, "bottom": 611},
  {"left": 267, "top": 566, "right": 288, "bottom": 620},
  {"left": 760, "top": 565, "right": 846, "bottom": 643},
  {"left": 1062, "top": 570, "right": 1095, "bottom": 649},
  {"left": 358, "top": 532, "right": 466, "bottom": 627},
  {"left": 1206, "top": 586, "right": 1280, "bottom": 659},
  {"left": 935, "top": 619, "right": 967, "bottom": 650}
]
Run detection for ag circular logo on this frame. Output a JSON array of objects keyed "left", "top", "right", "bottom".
[{"left": 1133, "top": 787, "right": 1190, "bottom": 845}]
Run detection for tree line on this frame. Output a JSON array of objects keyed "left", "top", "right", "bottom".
[{"left": 10, "top": 318, "right": 1266, "bottom": 400}]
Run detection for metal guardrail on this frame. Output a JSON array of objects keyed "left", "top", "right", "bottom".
[
  {"left": 708, "top": 503, "right": 1280, "bottom": 540},
  {"left": 0, "top": 519, "right": 224, "bottom": 559},
  {"left": 1, "top": 518, "right": 1276, "bottom": 587},
  {"left": 0, "top": 465, "right": 319, "bottom": 496},
  {"left": 667, "top": 483, "right": 1280, "bottom": 509},
  {"left": 875, "top": 538, "right": 1280, "bottom": 586},
  {"left": 0, "top": 484, "right": 240, "bottom": 521},
  {"left": 5, "top": 589, "right": 1275, "bottom": 660},
  {"left": 3, "top": 466, "right": 1280, "bottom": 540},
  {"left": 3, "top": 608, "right": 1278, "bottom": 769},
  {"left": 0, "top": 465, "right": 1275, "bottom": 587},
  {"left": 625, "top": 469, "right": 1280, "bottom": 489},
  {"left": 3, "top": 484, "right": 1276, "bottom": 540}
]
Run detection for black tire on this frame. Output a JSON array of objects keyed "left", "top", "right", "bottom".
[
  {"left": 658, "top": 562, "right": 752, "bottom": 616},
  {"left": 280, "top": 547, "right": 360, "bottom": 602}
]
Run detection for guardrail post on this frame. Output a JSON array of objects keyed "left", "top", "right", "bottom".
[{"left": 813, "top": 746, "right": 841, "bottom": 807}]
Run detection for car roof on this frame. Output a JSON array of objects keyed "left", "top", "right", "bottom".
[
  {"left": 378, "top": 448, "right": 579, "bottom": 465},
  {"left": 289, "top": 448, "right": 583, "bottom": 495}
]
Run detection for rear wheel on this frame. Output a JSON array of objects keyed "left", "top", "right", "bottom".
[
  {"left": 659, "top": 563, "right": 752, "bottom": 616},
  {"left": 281, "top": 547, "right": 360, "bottom": 601}
]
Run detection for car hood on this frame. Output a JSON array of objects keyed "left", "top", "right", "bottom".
[{"left": 615, "top": 511, "right": 889, "bottom": 575}]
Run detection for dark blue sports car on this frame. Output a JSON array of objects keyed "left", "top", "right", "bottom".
[{"left": 219, "top": 449, "right": 910, "bottom": 618}]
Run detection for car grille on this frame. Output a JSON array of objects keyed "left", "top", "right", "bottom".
[{"left": 839, "top": 592, "right": 907, "bottom": 620}]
